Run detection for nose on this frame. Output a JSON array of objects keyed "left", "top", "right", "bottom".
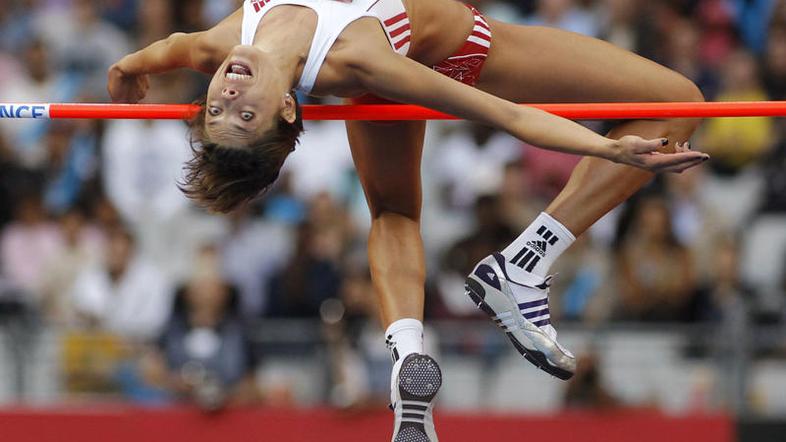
[{"left": 222, "top": 88, "right": 239, "bottom": 99}]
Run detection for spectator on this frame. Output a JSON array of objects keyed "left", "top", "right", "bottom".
[
  {"left": 700, "top": 49, "right": 775, "bottom": 175},
  {"left": 664, "top": 18, "right": 720, "bottom": 100},
  {"left": 598, "top": 0, "right": 642, "bottom": 52},
  {"left": 70, "top": 225, "right": 172, "bottom": 341},
  {"left": 732, "top": 0, "right": 778, "bottom": 54},
  {"left": 323, "top": 263, "right": 388, "bottom": 409},
  {"left": 0, "top": 39, "right": 78, "bottom": 168},
  {"left": 101, "top": 118, "right": 191, "bottom": 226},
  {"left": 763, "top": 25, "right": 786, "bottom": 100},
  {"left": 42, "top": 121, "right": 98, "bottom": 215},
  {"left": 615, "top": 195, "right": 698, "bottom": 321},
  {"left": 759, "top": 119, "right": 786, "bottom": 213},
  {"left": 1, "top": 192, "right": 62, "bottom": 301},
  {"left": 691, "top": 236, "right": 756, "bottom": 323},
  {"left": 40, "top": 208, "right": 105, "bottom": 326},
  {"left": 262, "top": 171, "right": 308, "bottom": 224},
  {"left": 0, "top": 129, "right": 31, "bottom": 227},
  {"left": 437, "top": 194, "right": 516, "bottom": 316},
  {"left": 554, "top": 235, "right": 609, "bottom": 322},
  {"left": 694, "top": 0, "right": 737, "bottom": 67},
  {"left": 220, "top": 206, "right": 293, "bottom": 318},
  {"left": 497, "top": 161, "right": 541, "bottom": 230},
  {"left": 429, "top": 123, "right": 520, "bottom": 211},
  {"left": 527, "top": 0, "right": 599, "bottom": 37},
  {"left": 141, "top": 244, "right": 261, "bottom": 410},
  {"left": 36, "top": 0, "right": 130, "bottom": 96},
  {"left": 521, "top": 142, "right": 582, "bottom": 203},
  {"left": 564, "top": 352, "right": 621, "bottom": 410},
  {"left": 267, "top": 220, "right": 343, "bottom": 318},
  {"left": 283, "top": 117, "right": 355, "bottom": 200},
  {"left": 666, "top": 167, "right": 730, "bottom": 282}
]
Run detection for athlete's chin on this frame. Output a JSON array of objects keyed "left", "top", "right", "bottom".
[{"left": 228, "top": 45, "right": 265, "bottom": 64}]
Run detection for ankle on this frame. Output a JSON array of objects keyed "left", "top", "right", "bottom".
[{"left": 385, "top": 318, "right": 424, "bottom": 364}]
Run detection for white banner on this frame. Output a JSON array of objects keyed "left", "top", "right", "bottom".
[{"left": 0, "top": 103, "right": 50, "bottom": 119}]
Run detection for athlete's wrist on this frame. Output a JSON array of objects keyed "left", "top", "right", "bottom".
[{"left": 594, "top": 138, "right": 621, "bottom": 162}]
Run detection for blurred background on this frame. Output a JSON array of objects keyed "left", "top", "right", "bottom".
[{"left": 0, "top": 0, "right": 785, "bottom": 441}]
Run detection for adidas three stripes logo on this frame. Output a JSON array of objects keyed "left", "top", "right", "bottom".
[
  {"left": 385, "top": 334, "right": 400, "bottom": 363},
  {"left": 510, "top": 225, "right": 559, "bottom": 272}
]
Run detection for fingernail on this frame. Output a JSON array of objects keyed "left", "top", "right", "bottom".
[{"left": 661, "top": 138, "right": 669, "bottom": 146}]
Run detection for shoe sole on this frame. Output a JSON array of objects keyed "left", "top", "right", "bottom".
[
  {"left": 465, "top": 276, "right": 574, "bottom": 380},
  {"left": 393, "top": 354, "right": 442, "bottom": 442}
]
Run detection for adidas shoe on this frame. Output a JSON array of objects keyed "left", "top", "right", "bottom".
[
  {"left": 464, "top": 252, "right": 575, "bottom": 380},
  {"left": 390, "top": 353, "right": 442, "bottom": 442}
]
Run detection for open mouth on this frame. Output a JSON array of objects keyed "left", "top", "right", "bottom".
[{"left": 225, "top": 62, "right": 253, "bottom": 80}]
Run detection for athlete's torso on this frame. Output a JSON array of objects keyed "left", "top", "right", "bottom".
[
  {"left": 197, "top": 0, "right": 474, "bottom": 95},
  {"left": 241, "top": 0, "right": 407, "bottom": 93}
]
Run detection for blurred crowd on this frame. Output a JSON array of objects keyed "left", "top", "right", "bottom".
[{"left": 0, "top": 0, "right": 785, "bottom": 412}]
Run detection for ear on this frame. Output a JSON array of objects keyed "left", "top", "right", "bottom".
[{"left": 280, "top": 93, "right": 297, "bottom": 124}]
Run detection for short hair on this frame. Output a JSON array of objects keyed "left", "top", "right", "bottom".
[{"left": 179, "top": 95, "right": 303, "bottom": 213}]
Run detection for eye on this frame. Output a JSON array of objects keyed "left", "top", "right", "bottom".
[
  {"left": 240, "top": 111, "right": 254, "bottom": 121},
  {"left": 208, "top": 106, "right": 221, "bottom": 116}
]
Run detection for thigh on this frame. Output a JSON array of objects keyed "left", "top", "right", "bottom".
[
  {"left": 477, "top": 23, "right": 701, "bottom": 104},
  {"left": 345, "top": 98, "right": 426, "bottom": 220}
]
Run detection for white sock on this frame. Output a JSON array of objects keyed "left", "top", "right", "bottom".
[
  {"left": 385, "top": 319, "right": 424, "bottom": 404},
  {"left": 385, "top": 318, "right": 424, "bottom": 365},
  {"left": 501, "top": 212, "right": 575, "bottom": 281}
]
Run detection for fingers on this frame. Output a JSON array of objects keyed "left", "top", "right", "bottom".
[
  {"left": 674, "top": 142, "right": 686, "bottom": 153},
  {"left": 631, "top": 137, "right": 669, "bottom": 154},
  {"left": 658, "top": 157, "right": 706, "bottom": 173},
  {"left": 641, "top": 151, "right": 709, "bottom": 173}
]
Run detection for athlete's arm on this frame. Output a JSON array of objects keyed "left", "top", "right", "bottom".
[
  {"left": 347, "top": 44, "right": 708, "bottom": 173},
  {"left": 108, "top": 7, "right": 242, "bottom": 103},
  {"left": 108, "top": 32, "right": 213, "bottom": 103},
  {"left": 118, "top": 32, "right": 211, "bottom": 75}
]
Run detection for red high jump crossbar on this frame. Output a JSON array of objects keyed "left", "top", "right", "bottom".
[{"left": 0, "top": 101, "right": 785, "bottom": 120}]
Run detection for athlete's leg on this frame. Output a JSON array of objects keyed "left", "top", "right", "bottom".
[
  {"left": 345, "top": 117, "right": 426, "bottom": 327},
  {"left": 465, "top": 24, "right": 704, "bottom": 379},
  {"left": 477, "top": 24, "right": 705, "bottom": 235},
  {"left": 346, "top": 104, "right": 441, "bottom": 441}
]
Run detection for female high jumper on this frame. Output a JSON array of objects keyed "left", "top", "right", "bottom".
[{"left": 108, "top": 0, "right": 708, "bottom": 439}]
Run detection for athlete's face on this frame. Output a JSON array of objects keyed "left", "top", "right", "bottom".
[{"left": 205, "top": 46, "right": 294, "bottom": 145}]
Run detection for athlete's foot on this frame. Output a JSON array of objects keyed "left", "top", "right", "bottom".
[
  {"left": 390, "top": 353, "right": 442, "bottom": 442},
  {"left": 465, "top": 253, "right": 575, "bottom": 380}
]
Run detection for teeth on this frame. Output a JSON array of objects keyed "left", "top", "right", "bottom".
[
  {"left": 226, "top": 72, "right": 252, "bottom": 80},
  {"left": 229, "top": 63, "right": 252, "bottom": 75}
]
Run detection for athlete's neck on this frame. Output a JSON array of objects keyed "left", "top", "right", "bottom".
[{"left": 253, "top": 5, "right": 316, "bottom": 89}]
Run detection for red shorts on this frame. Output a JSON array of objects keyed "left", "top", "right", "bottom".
[
  {"left": 432, "top": 5, "right": 492, "bottom": 87},
  {"left": 352, "top": 5, "right": 491, "bottom": 109}
]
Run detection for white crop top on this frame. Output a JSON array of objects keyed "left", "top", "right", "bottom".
[{"left": 241, "top": 0, "right": 412, "bottom": 94}]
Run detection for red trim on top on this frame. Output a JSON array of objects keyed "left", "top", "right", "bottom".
[
  {"left": 393, "top": 34, "right": 411, "bottom": 49},
  {"left": 384, "top": 11, "right": 408, "bottom": 26},
  {"left": 389, "top": 23, "right": 411, "bottom": 38}
]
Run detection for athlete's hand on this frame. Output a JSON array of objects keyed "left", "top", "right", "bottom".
[
  {"left": 611, "top": 135, "right": 709, "bottom": 173},
  {"left": 107, "top": 61, "right": 149, "bottom": 103}
]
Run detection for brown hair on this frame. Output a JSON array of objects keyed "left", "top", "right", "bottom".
[{"left": 180, "top": 96, "right": 304, "bottom": 213}]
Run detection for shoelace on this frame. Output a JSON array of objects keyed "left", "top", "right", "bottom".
[{"left": 534, "top": 273, "right": 556, "bottom": 290}]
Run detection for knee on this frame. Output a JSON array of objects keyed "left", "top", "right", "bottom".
[
  {"left": 666, "top": 76, "right": 705, "bottom": 136},
  {"left": 673, "top": 76, "right": 705, "bottom": 103}
]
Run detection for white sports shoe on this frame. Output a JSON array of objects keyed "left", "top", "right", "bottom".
[
  {"left": 465, "top": 253, "right": 575, "bottom": 380},
  {"left": 390, "top": 353, "right": 441, "bottom": 442}
]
